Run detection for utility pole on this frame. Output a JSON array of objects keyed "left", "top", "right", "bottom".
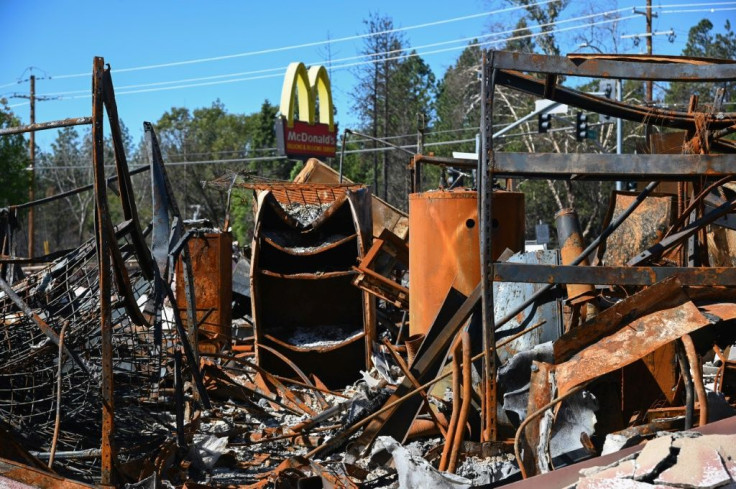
[
  {"left": 11, "top": 70, "right": 55, "bottom": 257},
  {"left": 28, "top": 75, "right": 35, "bottom": 258},
  {"left": 631, "top": 0, "right": 658, "bottom": 104}
]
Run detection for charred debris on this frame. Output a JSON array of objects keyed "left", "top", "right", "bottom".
[{"left": 1, "top": 53, "right": 736, "bottom": 489}]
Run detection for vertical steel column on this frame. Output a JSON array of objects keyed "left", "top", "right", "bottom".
[
  {"left": 91, "top": 56, "right": 115, "bottom": 487},
  {"left": 480, "top": 52, "right": 498, "bottom": 442}
]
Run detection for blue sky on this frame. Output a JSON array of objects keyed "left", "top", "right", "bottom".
[{"left": 1, "top": 0, "right": 734, "bottom": 151}]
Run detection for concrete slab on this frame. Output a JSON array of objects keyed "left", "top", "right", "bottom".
[
  {"left": 634, "top": 435, "right": 673, "bottom": 481},
  {"left": 655, "top": 438, "right": 731, "bottom": 489}
]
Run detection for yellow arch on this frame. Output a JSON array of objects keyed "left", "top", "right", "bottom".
[
  {"left": 308, "top": 65, "right": 335, "bottom": 132},
  {"left": 280, "top": 62, "right": 314, "bottom": 127}
]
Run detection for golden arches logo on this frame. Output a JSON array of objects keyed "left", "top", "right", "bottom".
[
  {"left": 279, "top": 62, "right": 334, "bottom": 132},
  {"left": 276, "top": 62, "right": 337, "bottom": 158}
]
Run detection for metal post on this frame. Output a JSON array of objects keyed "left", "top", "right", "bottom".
[
  {"left": 480, "top": 53, "right": 498, "bottom": 442},
  {"left": 27, "top": 75, "right": 35, "bottom": 258},
  {"left": 616, "top": 79, "right": 624, "bottom": 191},
  {"left": 91, "top": 56, "right": 115, "bottom": 487}
]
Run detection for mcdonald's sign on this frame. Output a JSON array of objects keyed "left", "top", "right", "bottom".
[{"left": 275, "top": 62, "right": 338, "bottom": 158}]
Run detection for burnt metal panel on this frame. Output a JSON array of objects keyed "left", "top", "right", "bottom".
[
  {"left": 491, "top": 51, "right": 736, "bottom": 81},
  {"left": 495, "top": 251, "right": 563, "bottom": 364},
  {"left": 492, "top": 153, "right": 736, "bottom": 180},
  {"left": 491, "top": 264, "right": 736, "bottom": 286},
  {"left": 175, "top": 232, "right": 233, "bottom": 353}
]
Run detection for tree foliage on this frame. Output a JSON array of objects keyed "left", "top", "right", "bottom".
[
  {"left": 667, "top": 19, "right": 736, "bottom": 107},
  {"left": 350, "top": 13, "right": 436, "bottom": 209},
  {"left": 0, "top": 102, "right": 29, "bottom": 207}
]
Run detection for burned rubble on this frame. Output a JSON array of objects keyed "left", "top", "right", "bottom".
[{"left": 1, "top": 52, "right": 736, "bottom": 489}]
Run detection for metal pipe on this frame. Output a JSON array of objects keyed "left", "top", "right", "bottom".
[
  {"left": 339, "top": 130, "right": 349, "bottom": 183},
  {"left": 448, "top": 331, "right": 472, "bottom": 473},
  {"left": 305, "top": 318, "right": 566, "bottom": 459},
  {"left": 439, "top": 338, "right": 462, "bottom": 472},
  {"left": 0, "top": 116, "right": 92, "bottom": 136},
  {"left": 10, "top": 166, "right": 150, "bottom": 211},
  {"left": 682, "top": 334, "right": 708, "bottom": 427},
  {"left": 48, "top": 320, "right": 69, "bottom": 469}
]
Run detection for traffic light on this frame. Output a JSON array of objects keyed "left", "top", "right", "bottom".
[
  {"left": 538, "top": 113, "right": 551, "bottom": 134},
  {"left": 576, "top": 112, "right": 588, "bottom": 141}
]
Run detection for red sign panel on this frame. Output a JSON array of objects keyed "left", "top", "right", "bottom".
[{"left": 276, "top": 117, "right": 337, "bottom": 158}]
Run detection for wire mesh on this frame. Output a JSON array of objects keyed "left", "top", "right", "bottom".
[{"left": 0, "top": 226, "right": 180, "bottom": 481}]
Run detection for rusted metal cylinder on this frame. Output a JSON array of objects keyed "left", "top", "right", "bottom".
[
  {"left": 555, "top": 209, "right": 596, "bottom": 304},
  {"left": 409, "top": 190, "right": 524, "bottom": 336},
  {"left": 176, "top": 232, "right": 233, "bottom": 353}
]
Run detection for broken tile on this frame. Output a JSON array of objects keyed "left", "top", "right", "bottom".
[
  {"left": 634, "top": 435, "right": 673, "bottom": 481},
  {"left": 654, "top": 438, "right": 731, "bottom": 489},
  {"left": 688, "top": 434, "right": 736, "bottom": 480}
]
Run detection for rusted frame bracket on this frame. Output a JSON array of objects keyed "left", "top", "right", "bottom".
[
  {"left": 352, "top": 230, "right": 409, "bottom": 309},
  {"left": 479, "top": 51, "right": 498, "bottom": 442},
  {"left": 101, "top": 67, "right": 154, "bottom": 280},
  {"left": 91, "top": 56, "right": 115, "bottom": 488},
  {"left": 492, "top": 264, "right": 736, "bottom": 286}
]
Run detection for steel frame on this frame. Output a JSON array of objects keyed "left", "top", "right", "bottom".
[{"left": 479, "top": 50, "right": 736, "bottom": 443}]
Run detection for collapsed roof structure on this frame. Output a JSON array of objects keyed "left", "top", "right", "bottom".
[{"left": 0, "top": 51, "right": 736, "bottom": 489}]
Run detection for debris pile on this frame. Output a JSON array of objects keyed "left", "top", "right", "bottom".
[{"left": 1, "top": 52, "right": 736, "bottom": 488}]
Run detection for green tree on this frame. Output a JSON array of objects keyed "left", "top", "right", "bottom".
[
  {"left": 667, "top": 19, "right": 736, "bottom": 108},
  {"left": 0, "top": 101, "right": 29, "bottom": 207},
  {"left": 351, "top": 14, "right": 436, "bottom": 209},
  {"left": 156, "top": 100, "right": 250, "bottom": 225}
]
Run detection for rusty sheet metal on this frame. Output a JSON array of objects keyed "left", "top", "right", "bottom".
[
  {"left": 250, "top": 185, "right": 374, "bottom": 387},
  {"left": 0, "top": 457, "right": 95, "bottom": 489},
  {"left": 176, "top": 232, "right": 233, "bottom": 353},
  {"left": 554, "top": 295, "right": 710, "bottom": 397},
  {"left": 597, "top": 192, "right": 676, "bottom": 266},
  {"left": 409, "top": 189, "right": 524, "bottom": 336},
  {"left": 520, "top": 361, "right": 555, "bottom": 477},
  {"left": 554, "top": 278, "right": 688, "bottom": 363},
  {"left": 240, "top": 182, "right": 363, "bottom": 206},
  {"left": 491, "top": 51, "right": 736, "bottom": 81},
  {"left": 293, "top": 158, "right": 409, "bottom": 240}
]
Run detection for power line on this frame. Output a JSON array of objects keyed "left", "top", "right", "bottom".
[
  {"left": 33, "top": 3, "right": 730, "bottom": 103},
  {"left": 31, "top": 14, "right": 638, "bottom": 104},
  {"left": 39, "top": 0, "right": 561, "bottom": 81},
  {"left": 8, "top": 0, "right": 731, "bottom": 92},
  {"left": 38, "top": 6, "right": 634, "bottom": 98}
]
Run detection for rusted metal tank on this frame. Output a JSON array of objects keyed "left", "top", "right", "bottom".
[
  {"left": 176, "top": 231, "right": 233, "bottom": 353},
  {"left": 408, "top": 189, "right": 524, "bottom": 336},
  {"left": 249, "top": 183, "right": 375, "bottom": 387}
]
